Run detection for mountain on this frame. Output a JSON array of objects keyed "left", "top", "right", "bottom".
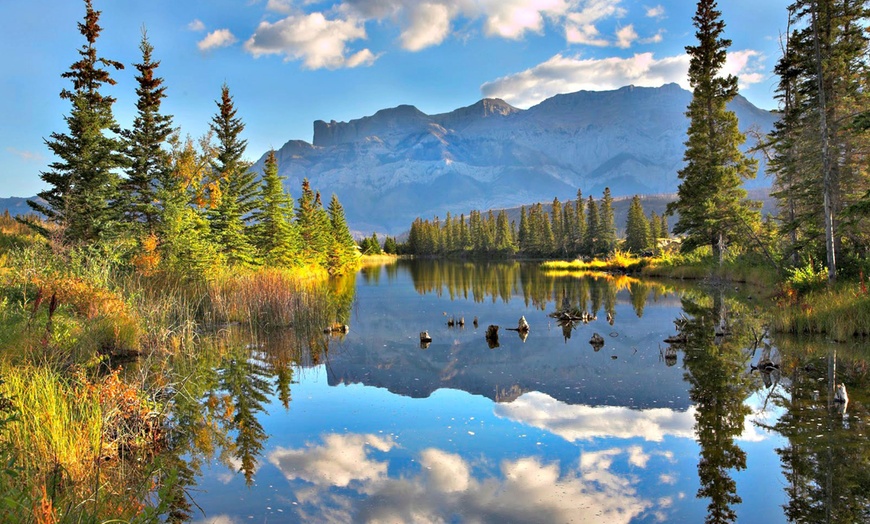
[
  {"left": 265, "top": 84, "right": 779, "bottom": 235},
  {"left": 0, "top": 197, "right": 39, "bottom": 218}
]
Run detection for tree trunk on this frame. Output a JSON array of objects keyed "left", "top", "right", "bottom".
[{"left": 812, "top": 1, "right": 837, "bottom": 283}]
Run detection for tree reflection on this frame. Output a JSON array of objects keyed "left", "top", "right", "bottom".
[
  {"left": 763, "top": 338, "right": 870, "bottom": 523},
  {"left": 407, "top": 259, "right": 675, "bottom": 317},
  {"left": 676, "top": 288, "right": 756, "bottom": 523},
  {"left": 218, "top": 348, "right": 273, "bottom": 485}
]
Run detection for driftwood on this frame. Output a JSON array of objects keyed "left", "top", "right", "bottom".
[
  {"left": 506, "top": 316, "right": 530, "bottom": 332},
  {"left": 420, "top": 331, "right": 432, "bottom": 343},
  {"left": 663, "top": 334, "right": 687, "bottom": 344},
  {"left": 323, "top": 324, "right": 350, "bottom": 334},
  {"left": 834, "top": 384, "right": 849, "bottom": 404}
]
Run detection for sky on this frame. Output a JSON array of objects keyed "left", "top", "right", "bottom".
[{"left": 1, "top": 0, "right": 792, "bottom": 198}]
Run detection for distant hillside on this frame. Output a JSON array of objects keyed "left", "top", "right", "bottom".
[
  {"left": 0, "top": 197, "right": 39, "bottom": 218},
  {"left": 255, "top": 83, "right": 779, "bottom": 235}
]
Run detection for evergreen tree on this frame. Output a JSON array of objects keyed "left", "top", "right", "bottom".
[
  {"left": 251, "top": 150, "right": 299, "bottom": 267},
  {"left": 551, "top": 198, "right": 565, "bottom": 256},
  {"left": 518, "top": 206, "right": 530, "bottom": 252},
  {"left": 584, "top": 196, "right": 599, "bottom": 256},
  {"left": 770, "top": 0, "right": 870, "bottom": 280},
  {"left": 121, "top": 29, "right": 174, "bottom": 234},
  {"left": 667, "top": 0, "right": 760, "bottom": 265},
  {"left": 327, "top": 193, "right": 360, "bottom": 272},
  {"left": 207, "top": 84, "right": 259, "bottom": 267},
  {"left": 649, "top": 210, "right": 663, "bottom": 242},
  {"left": 383, "top": 236, "right": 398, "bottom": 254},
  {"left": 598, "top": 188, "right": 617, "bottom": 254},
  {"left": 30, "top": 0, "right": 125, "bottom": 243},
  {"left": 494, "top": 210, "right": 516, "bottom": 255},
  {"left": 625, "top": 195, "right": 651, "bottom": 253},
  {"left": 574, "top": 190, "right": 586, "bottom": 253}
]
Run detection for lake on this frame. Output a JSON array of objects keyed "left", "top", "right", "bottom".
[{"left": 162, "top": 260, "right": 869, "bottom": 523}]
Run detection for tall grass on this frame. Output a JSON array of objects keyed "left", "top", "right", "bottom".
[
  {"left": 770, "top": 285, "right": 870, "bottom": 340},
  {"left": 542, "top": 250, "right": 647, "bottom": 273}
]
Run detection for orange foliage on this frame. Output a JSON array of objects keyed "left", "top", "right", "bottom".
[
  {"left": 33, "top": 485, "right": 57, "bottom": 524},
  {"left": 29, "top": 276, "right": 129, "bottom": 320},
  {"left": 131, "top": 233, "right": 161, "bottom": 276}
]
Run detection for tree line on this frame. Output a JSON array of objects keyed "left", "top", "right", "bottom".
[
  {"left": 27, "top": 0, "right": 359, "bottom": 277},
  {"left": 407, "top": 0, "right": 870, "bottom": 280},
  {"left": 404, "top": 189, "right": 668, "bottom": 258}
]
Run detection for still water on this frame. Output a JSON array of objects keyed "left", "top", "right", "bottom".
[{"left": 174, "top": 260, "right": 869, "bottom": 523}]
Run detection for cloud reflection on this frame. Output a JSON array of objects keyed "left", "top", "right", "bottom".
[
  {"left": 268, "top": 434, "right": 664, "bottom": 523},
  {"left": 494, "top": 391, "right": 696, "bottom": 442},
  {"left": 268, "top": 433, "right": 396, "bottom": 487}
]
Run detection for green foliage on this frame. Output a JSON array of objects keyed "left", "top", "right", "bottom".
[
  {"left": 252, "top": 151, "right": 300, "bottom": 268},
  {"left": 120, "top": 30, "right": 174, "bottom": 234},
  {"left": 667, "top": 0, "right": 760, "bottom": 264},
  {"left": 786, "top": 263, "right": 829, "bottom": 294},
  {"left": 625, "top": 195, "right": 651, "bottom": 253},
  {"left": 29, "top": 0, "right": 125, "bottom": 244}
]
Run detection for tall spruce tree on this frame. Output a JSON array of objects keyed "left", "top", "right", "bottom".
[
  {"left": 667, "top": 0, "right": 760, "bottom": 265},
  {"left": 121, "top": 29, "right": 174, "bottom": 234},
  {"left": 295, "top": 179, "right": 331, "bottom": 266},
  {"left": 208, "top": 84, "right": 259, "bottom": 267},
  {"left": 625, "top": 195, "right": 651, "bottom": 253},
  {"left": 327, "top": 193, "right": 360, "bottom": 273},
  {"left": 770, "top": 0, "right": 870, "bottom": 281},
  {"left": 30, "top": 0, "right": 125, "bottom": 243},
  {"left": 598, "top": 188, "right": 617, "bottom": 254},
  {"left": 251, "top": 150, "right": 299, "bottom": 267},
  {"left": 584, "top": 196, "right": 600, "bottom": 256}
]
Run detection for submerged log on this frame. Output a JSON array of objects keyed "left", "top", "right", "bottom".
[
  {"left": 517, "top": 316, "right": 529, "bottom": 333},
  {"left": 485, "top": 325, "right": 499, "bottom": 340},
  {"left": 420, "top": 331, "right": 432, "bottom": 343}
]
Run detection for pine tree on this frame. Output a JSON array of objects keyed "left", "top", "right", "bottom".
[
  {"left": 598, "top": 188, "right": 617, "bottom": 254},
  {"left": 666, "top": 0, "right": 760, "bottom": 265},
  {"left": 121, "top": 29, "right": 174, "bottom": 234},
  {"left": 625, "top": 195, "right": 651, "bottom": 253},
  {"left": 584, "top": 196, "right": 599, "bottom": 256},
  {"left": 327, "top": 193, "right": 360, "bottom": 273},
  {"left": 207, "top": 84, "right": 259, "bottom": 267},
  {"left": 770, "top": 0, "right": 870, "bottom": 280},
  {"left": 494, "top": 210, "right": 516, "bottom": 255},
  {"left": 295, "top": 180, "right": 331, "bottom": 265},
  {"left": 251, "top": 150, "right": 299, "bottom": 267},
  {"left": 649, "top": 210, "right": 662, "bottom": 242},
  {"left": 574, "top": 190, "right": 586, "bottom": 253},
  {"left": 29, "top": 0, "right": 125, "bottom": 243}
]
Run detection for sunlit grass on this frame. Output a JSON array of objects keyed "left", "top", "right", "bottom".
[
  {"left": 541, "top": 250, "right": 647, "bottom": 273},
  {"left": 770, "top": 284, "right": 870, "bottom": 339}
]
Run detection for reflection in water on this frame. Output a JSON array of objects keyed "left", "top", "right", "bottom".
[
  {"left": 267, "top": 432, "right": 656, "bottom": 524},
  {"left": 147, "top": 261, "right": 870, "bottom": 523},
  {"left": 764, "top": 339, "right": 870, "bottom": 523},
  {"left": 674, "top": 289, "right": 754, "bottom": 523}
]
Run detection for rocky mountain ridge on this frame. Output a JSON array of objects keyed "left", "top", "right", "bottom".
[{"left": 258, "top": 83, "right": 778, "bottom": 235}]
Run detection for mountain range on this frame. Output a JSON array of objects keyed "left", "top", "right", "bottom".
[{"left": 256, "top": 83, "right": 779, "bottom": 235}]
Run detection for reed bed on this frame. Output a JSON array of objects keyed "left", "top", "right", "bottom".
[{"left": 770, "top": 285, "right": 870, "bottom": 340}]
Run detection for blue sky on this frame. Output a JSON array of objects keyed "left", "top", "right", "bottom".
[{"left": 2, "top": 0, "right": 790, "bottom": 198}]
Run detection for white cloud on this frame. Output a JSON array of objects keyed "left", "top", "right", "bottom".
[
  {"left": 265, "top": 0, "right": 294, "bottom": 13},
  {"left": 268, "top": 433, "right": 395, "bottom": 487},
  {"left": 6, "top": 147, "right": 44, "bottom": 163},
  {"left": 641, "top": 29, "right": 665, "bottom": 44},
  {"left": 615, "top": 24, "right": 638, "bottom": 48},
  {"left": 646, "top": 5, "right": 665, "bottom": 18},
  {"left": 566, "top": 23, "right": 610, "bottom": 46},
  {"left": 480, "top": 49, "right": 768, "bottom": 108},
  {"left": 399, "top": 3, "right": 455, "bottom": 51},
  {"left": 197, "top": 29, "right": 238, "bottom": 51},
  {"left": 723, "top": 49, "right": 767, "bottom": 89},
  {"left": 478, "top": 0, "right": 574, "bottom": 39},
  {"left": 187, "top": 19, "right": 206, "bottom": 32},
  {"left": 493, "top": 391, "right": 697, "bottom": 441},
  {"left": 244, "top": 12, "right": 376, "bottom": 69},
  {"left": 481, "top": 52, "right": 690, "bottom": 108}
]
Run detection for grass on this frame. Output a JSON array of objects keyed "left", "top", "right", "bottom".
[
  {"left": 770, "top": 282, "right": 870, "bottom": 340},
  {"left": 541, "top": 250, "right": 647, "bottom": 273}
]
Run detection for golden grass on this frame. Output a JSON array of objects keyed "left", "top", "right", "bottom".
[
  {"left": 770, "top": 284, "right": 870, "bottom": 339},
  {"left": 541, "top": 250, "right": 647, "bottom": 273}
]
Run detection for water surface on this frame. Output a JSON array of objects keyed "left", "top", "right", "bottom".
[{"left": 170, "top": 260, "right": 870, "bottom": 523}]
